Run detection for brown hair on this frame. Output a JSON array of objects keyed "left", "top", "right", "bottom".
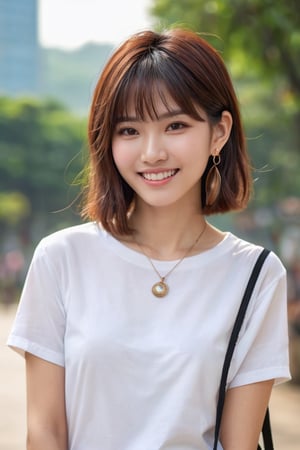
[{"left": 82, "top": 28, "right": 251, "bottom": 236}]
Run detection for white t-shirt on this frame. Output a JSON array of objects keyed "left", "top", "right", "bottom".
[{"left": 7, "top": 222, "right": 290, "bottom": 450}]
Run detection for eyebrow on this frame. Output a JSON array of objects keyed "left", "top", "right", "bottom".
[{"left": 116, "top": 109, "right": 186, "bottom": 124}]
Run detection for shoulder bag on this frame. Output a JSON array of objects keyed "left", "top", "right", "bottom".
[{"left": 213, "top": 248, "right": 274, "bottom": 450}]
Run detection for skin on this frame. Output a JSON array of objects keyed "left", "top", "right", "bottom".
[
  {"left": 25, "top": 90, "right": 274, "bottom": 449},
  {"left": 25, "top": 353, "right": 67, "bottom": 450},
  {"left": 219, "top": 380, "right": 274, "bottom": 449}
]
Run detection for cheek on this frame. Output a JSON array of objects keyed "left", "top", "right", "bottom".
[
  {"left": 112, "top": 142, "right": 132, "bottom": 174},
  {"left": 186, "top": 145, "right": 211, "bottom": 180},
  {"left": 188, "top": 139, "right": 211, "bottom": 165}
]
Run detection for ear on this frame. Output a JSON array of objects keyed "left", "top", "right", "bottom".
[{"left": 211, "top": 110, "right": 232, "bottom": 154}]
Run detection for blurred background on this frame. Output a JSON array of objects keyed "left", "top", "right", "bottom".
[{"left": 0, "top": 0, "right": 299, "bottom": 448}]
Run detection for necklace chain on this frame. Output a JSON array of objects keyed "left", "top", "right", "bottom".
[{"left": 135, "top": 221, "right": 207, "bottom": 297}]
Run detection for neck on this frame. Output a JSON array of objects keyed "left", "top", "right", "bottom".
[{"left": 129, "top": 203, "right": 206, "bottom": 260}]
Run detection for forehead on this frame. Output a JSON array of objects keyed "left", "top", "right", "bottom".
[
  {"left": 114, "top": 80, "right": 205, "bottom": 123},
  {"left": 125, "top": 87, "right": 179, "bottom": 118}
]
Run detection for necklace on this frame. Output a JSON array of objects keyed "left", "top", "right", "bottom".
[{"left": 135, "top": 221, "right": 207, "bottom": 298}]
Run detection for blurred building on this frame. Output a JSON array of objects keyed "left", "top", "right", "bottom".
[{"left": 0, "top": 0, "right": 39, "bottom": 96}]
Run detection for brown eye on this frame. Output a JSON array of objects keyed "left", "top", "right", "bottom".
[
  {"left": 118, "top": 127, "right": 138, "bottom": 136},
  {"left": 167, "top": 122, "right": 186, "bottom": 131}
]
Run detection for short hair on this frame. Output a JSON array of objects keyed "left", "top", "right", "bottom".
[{"left": 82, "top": 28, "right": 251, "bottom": 236}]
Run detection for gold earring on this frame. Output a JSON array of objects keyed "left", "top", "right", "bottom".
[{"left": 205, "top": 154, "right": 221, "bottom": 207}]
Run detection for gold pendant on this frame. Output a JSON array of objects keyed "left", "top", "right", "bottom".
[{"left": 152, "top": 280, "right": 169, "bottom": 298}]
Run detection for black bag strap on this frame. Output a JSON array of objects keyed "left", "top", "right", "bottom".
[
  {"left": 213, "top": 248, "right": 273, "bottom": 450},
  {"left": 260, "top": 408, "right": 273, "bottom": 449}
]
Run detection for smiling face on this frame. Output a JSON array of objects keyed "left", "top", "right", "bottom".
[
  {"left": 85, "top": 29, "right": 248, "bottom": 236},
  {"left": 112, "top": 89, "right": 221, "bottom": 212}
]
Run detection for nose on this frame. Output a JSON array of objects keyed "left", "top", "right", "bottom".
[{"left": 141, "top": 134, "right": 168, "bottom": 164}]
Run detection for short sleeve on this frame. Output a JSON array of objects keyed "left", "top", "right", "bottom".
[
  {"left": 228, "top": 253, "right": 291, "bottom": 388},
  {"left": 7, "top": 241, "right": 66, "bottom": 366}
]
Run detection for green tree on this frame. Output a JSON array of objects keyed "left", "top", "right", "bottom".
[
  {"left": 0, "top": 97, "right": 87, "bottom": 243},
  {"left": 150, "top": 1, "right": 300, "bottom": 206},
  {"left": 0, "top": 192, "right": 30, "bottom": 225},
  {"left": 151, "top": 0, "right": 299, "bottom": 96}
]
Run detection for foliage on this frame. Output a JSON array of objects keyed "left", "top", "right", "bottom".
[
  {"left": 0, "top": 192, "right": 30, "bottom": 225},
  {"left": 0, "top": 97, "right": 86, "bottom": 241},
  {"left": 151, "top": 0, "right": 299, "bottom": 87},
  {"left": 150, "top": 0, "right": 300, "bottom": 209}
]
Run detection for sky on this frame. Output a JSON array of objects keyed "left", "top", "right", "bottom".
[{"left": 39, "top": 0, "right": 153, "bottom": 49}]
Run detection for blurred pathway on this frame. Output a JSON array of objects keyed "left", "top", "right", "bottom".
[
  {"left": 1, "top": 305, "right": 299, "bottom": 449},
  {"left": 0, "top": 306, "right": 26, "bottom": 450}
]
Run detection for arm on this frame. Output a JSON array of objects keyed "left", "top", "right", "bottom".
[
  {"left": 219, "top": 379, "right": 274, "bottom": 450},
  {"left": 25, "top": 352, "right": 68, "bottom": 450}
]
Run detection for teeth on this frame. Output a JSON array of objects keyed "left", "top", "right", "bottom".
[{"left": 142, "top": 170, "right": 176, "bottom": 181}]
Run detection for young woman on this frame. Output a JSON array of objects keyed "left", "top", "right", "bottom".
[{"left": 8, "top": 29, "right": 290, "bottom": 450}]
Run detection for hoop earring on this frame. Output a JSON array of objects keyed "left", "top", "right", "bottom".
[{"left": 205, "top": 154, "right": 221, "bottom": 207}]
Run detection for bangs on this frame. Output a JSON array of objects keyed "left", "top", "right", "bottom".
[{"left": 112, "top": 50, "right": 205, "bottom": 123}]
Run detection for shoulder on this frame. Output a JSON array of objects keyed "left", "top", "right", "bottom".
[
  {"left": 226, "top": 233, "right": 286, "bottom": 281},
  {"left": 39, "top": 222, "right": 99, "bottom": 246},
  {"left": 33, "top": 222, "right": 104, "bottom": 263}
]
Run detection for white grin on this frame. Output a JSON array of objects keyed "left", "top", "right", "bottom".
[{"left": 141, "top": 170, "right": 177, "bottom": 181}]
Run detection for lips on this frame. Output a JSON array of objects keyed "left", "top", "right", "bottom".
[{"left": 140, "top": 169, "right": 178, "bottom": 181}]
